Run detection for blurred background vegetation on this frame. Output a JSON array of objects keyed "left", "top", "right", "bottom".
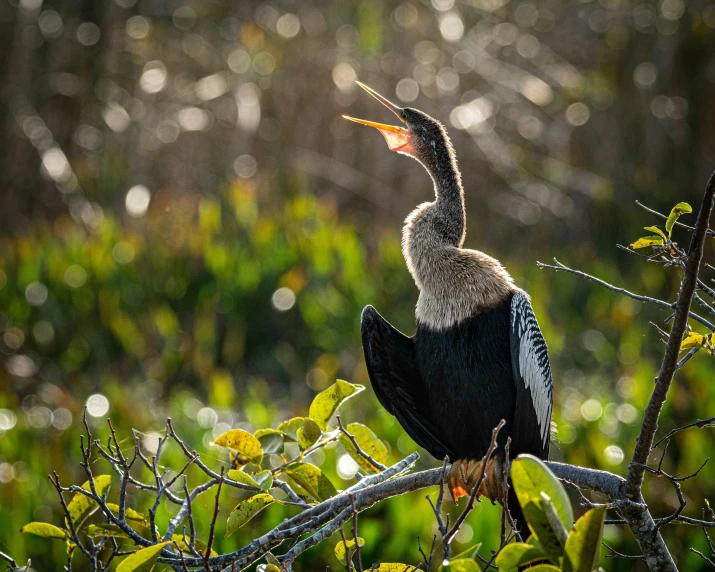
[{"left": 0, "top": 0, "right": 714, "bottom": 569}]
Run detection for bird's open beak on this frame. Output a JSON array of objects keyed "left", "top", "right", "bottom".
[{"left": 343, "top": 82, "right": 412, "bottom": 152}]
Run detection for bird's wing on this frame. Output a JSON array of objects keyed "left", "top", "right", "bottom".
[
  {"left": 361, "top": 305, "right": 455, "bottom": 461},
  {"left": 509, "top": 292, "right": 553, "bottom": 458}
]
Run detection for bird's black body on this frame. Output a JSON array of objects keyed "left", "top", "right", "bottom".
[
  {"left": 362, "top": 294, "right": 550, "bottom": 467},
  {"left": 416, "top": 300, "right": 516, "bottom": 459},
  {"left": 348, "top": 81, "right": 553, "bottom": 538}
]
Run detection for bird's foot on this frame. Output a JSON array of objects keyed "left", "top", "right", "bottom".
[{"left": 447, "top": 457, "right": 503, "bottom": 503}]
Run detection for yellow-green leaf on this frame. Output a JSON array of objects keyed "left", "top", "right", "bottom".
[
  {"left": 21, "top": 522, "right": 69, "bottom": 540},
  {"left": 297, "top": 418, "right": 322, "bottom": 451},
  {"left": 439, "top": 559, "right": 479, "bottom": 571},
  {"left": 374, "top": 565, "right": 419, "bottom": 572},
  {"left": 308, "top": 379, "right": 364, "bottom": 431},
  {"left": 213, "top": 429, "right": 263, "bottom": 465},
  {"left": 256, "top": 565, "right": 282, "bottom": 572},
  {"left": 563, "top": 505, "right": 606, "bottom": 572},
  {"left": 495, "top": 541, "right": 546, "bottom": 571},
  {"left": 665, "top": 202, "right": 692, "bottom": 235},
  {"left": 680, "top": 331, "right": 706, "bottom": 351},
  {"left": 227, "top": 469, "right": 261, "bottom": 489},
  {"left": 334, "top": 537, "right": 365, "bottom": 565},
  {"left": 629, "top": 236, "right": 664, "bottom": 249},
  {"left": 511, "top": 455, "right": 573, "bottom": 561},
  {"left": 171, "top": 535, "right": 217, "bottom": 557},
  {"left": 339, "top": 422, "right": 388, "bottom": 473},
  {"left": 86, "top": 524, "right": 131, "bottom": 539},
  {"left": 521, "top": 566, "right": 560, "bottom": 571},
  {"left": 105, "top": 504, "right": 147, "bottom": 524},
  {"left": 225, "top": 493, "right": 274, "bottom": 537},
  {"left": 643, "top": 226, "right": 667, "bottom": 240},
  {"left": 116, "top": 541, "right": 170, "bottom": 572},
  {"left": 255, "top": 429, "right": 285, "bottom": 454},
  {"left": 67, "top": 475, "right": 112, "bottom": 527},
  {"left": 284, "top": 463, "right": 337, "bottom": 502}
]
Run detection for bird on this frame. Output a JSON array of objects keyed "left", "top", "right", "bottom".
[{"left": 344, "top": 81, "right": 553, "bottom": 538}]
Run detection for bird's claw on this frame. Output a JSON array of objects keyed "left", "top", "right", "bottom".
[{"left": 447, "top": 457, "right": 504, "bottom": 504}]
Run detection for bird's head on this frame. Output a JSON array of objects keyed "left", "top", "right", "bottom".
[{"left": 343, "top": 82, "right": 451, "bottom": 167}]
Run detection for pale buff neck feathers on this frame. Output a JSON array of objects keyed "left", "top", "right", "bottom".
[{"left": 400, "top": 133, "right": 517, "bottom": 331}]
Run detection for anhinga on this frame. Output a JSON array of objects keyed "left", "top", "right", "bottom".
[{"left": 345, "top": 82, "right": 554, "bottom": 536}]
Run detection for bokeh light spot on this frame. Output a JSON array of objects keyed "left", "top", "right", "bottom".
[
  {"left": 64, "top": 265, "right": 87, "bottom": 288},
  {"left": 277, "top": 14, "right": 301, "bottom": 38},
  {"left": 112, "top": 242, "right": 135, "bottom": 264},
  {"left": 86, "top": 394, "right": 110, "bottom": 417},
  {"left": 272, "top": 287, "right": 296, "bottom": 311},
  {"left": 234, "top": 155, "right": 258, "bottom": 178},
  {"left": 25, "top": 281, "right": 48, "bottom": 306},
  {"left": 439, "top": 13, "right": 464, "bottom": 42},
  {"left": 125, "top": 185, "right": 151, "bottom": 218},
  {"left": 604, "top": 445, "right": 624, "bottom": 465},
  {"left": 633, "top": 62, "right": 657, "bottom": 89},
  {"left": 0, "top": 409, "right": 18, "bottom": 431},
  {"left": 565, "top": 102, "right": 590, "bottom": 126},
  {"left": 77, "top": 22, "right": 101, "bottom": 46},
  {"left": 581, "top": 399, "right": 603, "bottom": 421},
  {"left": 396, "top": 78, "right": 419, "bottom": 102},
  {"left": 337, "top": 454, "right": 359, "bottom": 479}
]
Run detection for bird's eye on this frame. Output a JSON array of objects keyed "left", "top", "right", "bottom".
[{"left": 401, "top": 112, "right": 407, "bottom": 120}]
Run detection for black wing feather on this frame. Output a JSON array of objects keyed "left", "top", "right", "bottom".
[
  {"left": 361, "top": 305, "right": 455, "bottom": 461},
  {"left": 509, "top": 292, "right": 553, "bottom": 460}
]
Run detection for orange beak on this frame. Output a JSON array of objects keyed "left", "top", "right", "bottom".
[{"left": 343, "top": 82, "right": 413, "bottom": 153}]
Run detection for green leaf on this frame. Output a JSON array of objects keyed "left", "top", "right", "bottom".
[
  {"left": 521, "top": 566, "right": 560, "bottom": 571},
  {"left": 563, "top": 505, "right": 606, "bottom": 572},
  {"left": 256, "top": 565, "right": 282, "bottom": 572},
  {"left": 256, "top": 429, "right": 285, "bottom": 454},
  {"left": 643, "top": 226, "right": 667, "bottom": 240},
  {"left": 277, "top": 417, "right": 307, "bottom": 442},
  {"left": 339, "top": 422, "right": 389, "bottom": 473},
  {"left": 297, "top": 418, "right": 322, "bottom": 451},
  {"left": 171, "top": 535, "right": 217, "bottom": 557},
  {"left": 254, "top": 470, "right": 273, "bottom": 492},
  {"left": 116, "top": 541, "right": 170, "bottom": 572},
  {"left": 629, "top": 236, "right": 664, "bottom": 249},
  {"left": 540, "top": 492, "right": 568, "bottom": 547},
  {"left": 227, "top": 469, "right": 261, "bottom": 489},
  {"left": 495, "top": 542, "right": 546, "bottom": 571},
  {"left": 21, "top": 522, "right": 69, "bottom": 540},
  {"left": 86, "top": 524, "right": 131, "bottom": 539},
  {"left": 308, "top": 379, "right": 364, "bottom": 431},
  {"left": 225, "top": 493, "right": 274, "bottom": 537},
  {"left": 105, "top": 504, "right": 147, "bottom": 524},
  {"left": 452, "top": 542, "right": 482, "bottom": 560},
  {"left": 665, "top": 201, "right": 692, "bottom": 236},
  {"left": 284, "top": 462, "right": 337, "bottom": 502},
  {"left": 439, "top": 559, "right": 479, "bottom": 571},
  {"left": 67, "top": 475, "right": 112, "bottom": 528},
  {"left": 334, "top": 537, "right": 365, "bottom": 565},
  {"left": 374, "top": 565, "right": 419, "bottom": 572},
  {"left": 213, "top": 429, "right": 263, "bottom": 465},
  {"left": 511, "top": 455, "right": 573, "bottom": 561}
]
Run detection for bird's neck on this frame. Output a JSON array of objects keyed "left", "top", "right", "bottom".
[{"left": 422, "top": 140, "right": 465, "bottom": 247}]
